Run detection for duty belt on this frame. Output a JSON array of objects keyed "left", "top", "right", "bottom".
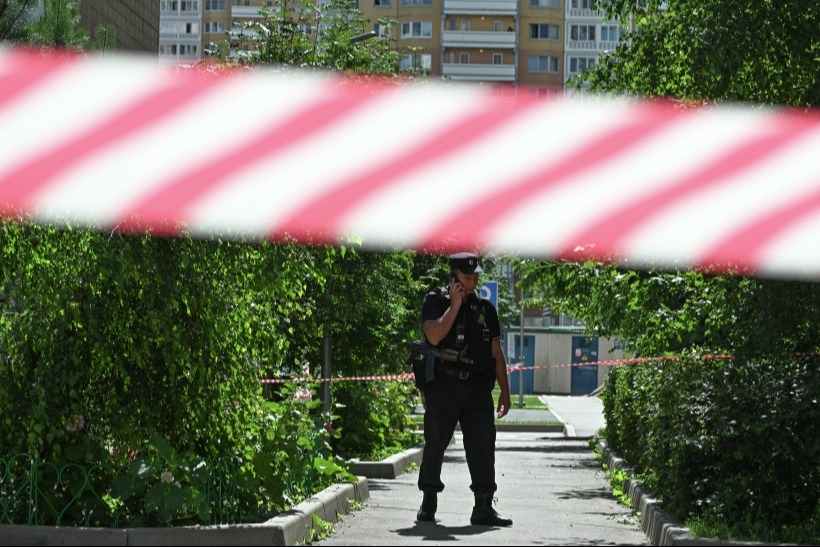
[{"left": 439, "top": 367, "right": 475, "bottom": 380}]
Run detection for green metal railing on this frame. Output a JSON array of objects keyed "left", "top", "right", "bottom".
[{"left": 0, "top": 454, "right": 244, "bottom": 527}]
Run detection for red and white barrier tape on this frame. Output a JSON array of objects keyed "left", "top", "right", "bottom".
[
  {"left": 2, "top": 48, "right": 820, "bottom": 279},
  {"left": 258, "top": 355, "right": 739, "bottom": 384}
]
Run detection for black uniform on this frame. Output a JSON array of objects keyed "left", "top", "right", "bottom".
[{"left": 417, "top": 285, "right": 501, "bottom": 496}]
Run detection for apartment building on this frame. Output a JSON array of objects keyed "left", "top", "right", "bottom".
[
  {"left": 159, "top": 0, "right": 202, "bottom": 64},
  {"left": 157, "top": 0, "right": 625, "bottom": 91},
  {"left": 564, "top": 0, "right": 623, "bottom": 90},
  {"left": 359, "top": 0, "right": 625, "bottom": 94}
]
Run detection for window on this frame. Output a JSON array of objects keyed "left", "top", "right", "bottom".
[
  {"left": 375, "top": 0, "right": 391, "bottom": 6},
  {"left": 570, "top": 24, "right": 596, "bottom": 41},
  {"left": 204, "top": 0, "right": 225, "bottom": 10},
  {"left": 204, "top": 21, "right": 225, "bottom": 33},
  {"left": 571, "top": 0, "right": 597, "bottom": 8},
  {"left": 401, "top": 21, "right": 432, "bottom": 38},
  {"left": 374, "top": 23, "right": 390, "bottom": 38},
  {"left": 492, "top": 53, "right": 503, "bottom": 64},
  {"left": 493, "top": 20, "right": 503, "bottom": 32},
  {"left": 459, "top": 52, "right": 470, "bottom": 63},
  {"left": 530, "top": 0, "right": 560, "bottom": 7},
  {"left": 181, "top": 1, "right": 198, "bottom": 11},
  {"left": 402, "top": 0, "right": 432, "bottom": 5},
  {"left": 460, "top": 19, "right": 470, "bottom": 31},
  {"left": 569, "top": 56, "right": 596, "bottom": 72},
  {"left": 400, "top": 53, "right": 432, "bottom": 71},
  {"left": 528, "top": 55, "right": 558, "bottom": 72},
  {"left": 600, "top": 25, "right": 619, "bottom": 41},
  {"left": 529, "top": 24, "right": 559, "bottom": 40}
]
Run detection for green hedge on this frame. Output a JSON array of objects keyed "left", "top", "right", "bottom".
[{"left": 602, "top": 354, "right": 820, "bottom": 538}]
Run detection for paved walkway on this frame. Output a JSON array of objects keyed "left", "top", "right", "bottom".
[{"left": 317, "top": 395, "right": 651, "bottom": 546}]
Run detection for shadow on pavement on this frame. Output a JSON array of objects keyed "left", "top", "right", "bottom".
[{"left": 393, "top": 522, "right": 504, "bottom": 541}]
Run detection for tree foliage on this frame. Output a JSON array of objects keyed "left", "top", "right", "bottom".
[
  {"left": 575, "top": 0, "right": 819, "bottom": 108},
  {"left": 0, "top": 0, "right": 37, "bottom": 42},
  {"left": 0, "top": 0, "right": 116, "bottom": 52},
  {"left": 0, "top": 220, "right": 428, "bottom": 524},
  {"left": 205, "top": 0, "right": 402, "bottom": 76}
]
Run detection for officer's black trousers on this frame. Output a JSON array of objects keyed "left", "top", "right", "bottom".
[{"left": 418, "top": 374, "right": 497, "bottom": 495}]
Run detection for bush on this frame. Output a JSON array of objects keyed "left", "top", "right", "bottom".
[{"left": 602, "top": 354, "right": 820, "bottom": 541}]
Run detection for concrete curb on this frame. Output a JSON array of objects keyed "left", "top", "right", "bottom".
[
  {"left": 596, "top": 437, "right": 789, "bottom": 547},
  {"left": 0, "top": 477, "right": 369, "bottom": 547},
  {"left": 350, "top": 446, "right": 424, "bottom": 479}
]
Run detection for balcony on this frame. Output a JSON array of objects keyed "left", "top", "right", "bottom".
[
  {"left": 443, "top": 0, "right": 517, "bottom": 15},
  {"left": 442, "top": 30, "right": 516, "bottom": 48},
  {"left": 159, "top": 31, "right": 202, "bottom": 42},
  {"left": 565, "top": 39, "right": 617, "bottom": 52},
  {"left": 566, "top": 7, "right": 603, "bottom": 19},
  {"left": 442, "top": 62, "right": 515, "bottom": 81},
  {"left": 160, "top": 8, "right": 202, "bottom": 18},
  {"left": 231, "top": 5, "right": 265, "bottom": 18}
]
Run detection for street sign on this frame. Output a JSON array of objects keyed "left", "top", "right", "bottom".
[{"left": 480, "top": 281, "right": 498, "bottom": 308}]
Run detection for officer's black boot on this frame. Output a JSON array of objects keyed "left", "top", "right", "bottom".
[
  {"left": 470, "top": 493, "right": 512, "bottom": 526},
  {"left": 416, "top": 492, "right": 437, "bottom": 522}
]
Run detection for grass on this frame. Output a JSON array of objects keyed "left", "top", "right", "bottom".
[
  {"left": 410, "top": 390, "right": 563, "bottom": 427},
  {"left": 494, "top": 387, "right": 548, "bottom": 409}
]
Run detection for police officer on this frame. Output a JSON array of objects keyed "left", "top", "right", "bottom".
[{"left": 416, "top": 252, "right": 513, "bottom": 526}]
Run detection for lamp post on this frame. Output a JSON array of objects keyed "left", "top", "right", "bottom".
[{"left": 349, "top": 30, "right": 377, "bottom": 43}]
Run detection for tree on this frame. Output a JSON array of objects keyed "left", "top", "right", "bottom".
[
  {"left": 575, "top": 0, "right": 819, "bottom": 108},
  {"left": 25, "top": 0, "right": 88, "bottom": 50},
  {"left": 1, "top": 0, "right": 116, "bottom": 53},
  {"left": 0, "top": 0, "right": 38, "bottom": 42},
  {"left": 216, "top": 0, "right": 402, "bottom": 75}
]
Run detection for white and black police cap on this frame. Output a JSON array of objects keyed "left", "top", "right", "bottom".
[{"left": 448, "top": 252, "right": 483, "bottom": 274}]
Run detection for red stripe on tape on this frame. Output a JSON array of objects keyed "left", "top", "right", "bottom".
[
  {"left": 119, "top": 84, "right": 379, "bottom": 234},
  {"left": 274, "top": 95, "right": 544, "bottom": 241},
  {"left": 0, "top": 68, "right": 230, "bottom": 212},
  {"left": 417, "top": 103, "right": 676, "bottom": 253}
]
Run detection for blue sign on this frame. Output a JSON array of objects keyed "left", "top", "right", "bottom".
[{"left": 480, "top": 281, "right": 498, "bottom": 308}]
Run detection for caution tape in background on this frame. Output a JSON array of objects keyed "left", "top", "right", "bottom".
[
  {"left": 258, "top": 355, "right": 734, "bottom": 384},
  {"left": 2, "top": 48, "right": 820, "bottom": 279}
]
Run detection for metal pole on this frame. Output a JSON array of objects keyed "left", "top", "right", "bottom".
[
  {"left": 518, "top": 299, "right": 524, "bottom": 407},
  {"left": 322, "top": 323, "right": 331, "bottom": 413}
]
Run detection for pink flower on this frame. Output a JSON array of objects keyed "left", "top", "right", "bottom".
[
  {"left": 66, "top": 414, "right": 85, "bottom": 432},
  {"left": 294, "top": 388, "right": 312, "bottom": 401}
]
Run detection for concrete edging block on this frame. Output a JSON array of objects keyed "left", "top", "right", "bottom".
[
  {"left": 350, "top": 446, "right": 424, "bottom": 479},
  {"left": 0, "top": 476, "right": 370, "bottom": 547},
  {"left": 0, "top": 524, "right": 128, "bottom": 546}
]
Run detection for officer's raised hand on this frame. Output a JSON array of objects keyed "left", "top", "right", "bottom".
[{"left": 449, "top": 277, "right": 466, "bottom": 307}]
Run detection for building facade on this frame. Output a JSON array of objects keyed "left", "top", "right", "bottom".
[
  {"left": 79, "top": 0, "right": 159, "bottom": 54},
  {"left": 157, "top": 0, "right": 626, "bottom": 91}
]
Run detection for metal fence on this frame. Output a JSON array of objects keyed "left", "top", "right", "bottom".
[{"left": 0, "top": 454, "right": 244, "bottom": 527}]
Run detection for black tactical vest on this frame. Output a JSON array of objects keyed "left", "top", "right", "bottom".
[{"left": 431, "top": 288, "right": 495, "bottom": 372}]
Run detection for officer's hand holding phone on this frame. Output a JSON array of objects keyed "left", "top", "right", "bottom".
[{"left": 449, "top": 275, "right": 466, "bottom": 307}]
